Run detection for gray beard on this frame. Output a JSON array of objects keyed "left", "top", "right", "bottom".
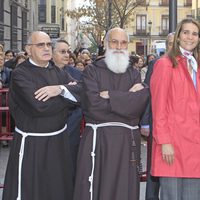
[{"left": 105, "top": 49, "right": 129, "bottom": 73}]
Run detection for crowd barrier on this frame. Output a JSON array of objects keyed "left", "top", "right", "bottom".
[
  {"left": 0, "top": 88, "right": 13, "bottom": 189},
  {"left": 0, "top": 88, "right": 13, "bottom": 141}
]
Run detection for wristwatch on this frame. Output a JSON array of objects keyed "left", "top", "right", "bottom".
[{"left": 59, "top": 85, "right": 65, "bottom": 96}]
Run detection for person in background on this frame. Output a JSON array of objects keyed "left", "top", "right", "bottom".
[
  {"left": 73, "top": 27, "right": 149, "bottom": 200},
  {"left": 0, "top": 53, "right": 12, "bottom": 88},
  {"left": 130, "top": 55, "right": 139, "bottom": 68},
  {"left": 146, "top": 54, "right": 157, "bottom": 66},
  {"left": 52, "top": 39, "right": 83, "bottom": 184},
  {"left": 69, "top": 53, "right": 77, "bottom": 67},
  {"left": 14, "top": 54, "right": 27, "bottom": 68},
  {"left": 151, "top": 18, "right": 200, "bottom": 200},
  {"left": 133, "top": 56, "right": 146, "bottom": 81},
  {"left": 4, "top": 50, "right": 15, "bottom": 62},
  {"left": 75, "top": 60, "right": 85, "bottom": 71},
  {"left": 140, "top": 31, "right": 175, "bottom": 200},
  {"left": 0, "top": 53, "right": 12, "bottom": 147},
  {"left": 3, "top": 31, "right": 81, "bottom": 200},
  {"left": 4, "top": 50, "right": 16, "bottom": 69}
]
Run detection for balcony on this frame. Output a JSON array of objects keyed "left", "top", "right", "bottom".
[
  {"left": 184, "top": 3, "right": 192, "bottom": 7},
  {"left": 135, "top": 29, "right": 147, "bottom": 36},
  {"left": 159, "top": 0, "right": 169, "bottom": 6}
]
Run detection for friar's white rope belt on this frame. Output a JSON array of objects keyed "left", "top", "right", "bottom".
[
  {"left": 86, "top": 122, "right": 139, "bottom": 200},
  {"left": 15, "top": 124, "right": 67, "bottom": 200}
]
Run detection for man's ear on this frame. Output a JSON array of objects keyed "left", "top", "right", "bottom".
[{"left": 25, "top": 45, "right": 31, "bottom": 56}]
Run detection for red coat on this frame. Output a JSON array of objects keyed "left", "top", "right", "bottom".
[{"left": 150, "top": 55, "right": 200, "bottom": 177}]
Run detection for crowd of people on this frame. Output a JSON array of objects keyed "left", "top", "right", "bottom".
[{"left": 0, "top": 17, "right": 200, "bottom": 200}]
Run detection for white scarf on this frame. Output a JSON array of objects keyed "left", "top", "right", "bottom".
[{"left": 179, "top": 46, "right": 197, "bottom": 72}]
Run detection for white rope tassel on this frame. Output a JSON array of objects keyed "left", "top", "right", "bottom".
[
  {"left": 17, "top": 133, "right": 27, "bottom": 200},
  {"left": 88, "top": 125, "right": 97, "bottom": 200},
  {"left": 15, "top": 125, "right": 67, "bottom": 200},
  {"left": 86, "top": 122, "right": 139, "bottom": 200}
]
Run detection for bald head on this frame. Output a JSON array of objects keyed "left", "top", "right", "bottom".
[
  {"left": 105, "top": 28, "right": 128, "bottom": 50},
  {"left": 25, "top": 31, "right": 52, "bottom": 67},
  {"left": 27, "top": 31, "right": 50, "bottom": 44}
]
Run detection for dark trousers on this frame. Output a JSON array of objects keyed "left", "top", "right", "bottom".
[{"left": 145, "top": 132, "right": 159, "bottom": 200}]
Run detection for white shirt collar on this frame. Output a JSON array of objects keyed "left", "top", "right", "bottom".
[{"left": 29, "top": 58, "right": 49, "bottom": 68}]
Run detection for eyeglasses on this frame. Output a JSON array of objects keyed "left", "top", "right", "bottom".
[
  {"left": 108, "top": 39, "right": 128, "bottom": 48},
  {"left": 56, "top": 50, "right": 70, "bottom": 55},
  {"left": 28, "top": 42, "right": 52, "bottom": 49}
]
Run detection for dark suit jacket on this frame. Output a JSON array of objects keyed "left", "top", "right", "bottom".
[{"left": 140, "top": 58, "right": 158, "bottom": 127}]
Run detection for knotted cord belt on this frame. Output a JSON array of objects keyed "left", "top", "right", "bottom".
[
  {"left": 86, "top": 122, "right": 139, "bottom": 200},
  {"left": 15, "top": 124, "right": 67, "bottom": 200}
]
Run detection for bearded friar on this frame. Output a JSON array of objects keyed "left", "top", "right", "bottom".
[{"left": 73, "top": 27, "right": 149, "bottom": 200}]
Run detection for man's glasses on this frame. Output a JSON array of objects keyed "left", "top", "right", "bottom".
[
  {"left": 108, "top": 39, "right": 128, "bottom": 48},
  {"left": 28, "top": 42, "right": 52, "bottom": 49},
  {"left": 57, "top": 50, "right": 70, "bottom": 55}
]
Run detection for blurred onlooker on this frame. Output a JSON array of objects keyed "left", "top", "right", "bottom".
[
  {"left": 146, "top": 54, "right": 156, "bottom": 66},
  {"left": 69, "top": 53, "right": 76, "bottom": 67},
  {"left": 5, "top": 50, "right": 15, "bottom": 62},
  {"left": 137, "top": 56, "right": 145, "bottom": 69},
  {"left": 84, "top": 56, "right": 92, "bottom": 66},
  {"left": 129, "top": 55, "right": 139, "bottom": 68},
  {"left": 75, "top": 60, "right": 85, "bottom": 71},
  {"left": 0, "top": 53, "right": 12, "bottom": 88},
  {"left": 0, "top": 53, "right": 12, "bottom": 147},
  {"left": 98, "top": 41, "right": 105, "bottom": 56},
  {"left": 15, "top": 54, "right": 26, "bottom": 67},
  {"left": 134, "top": 56, "right": 147, "bottom": 81},
  {"left": 80, "top": 49, "right": 90, "bottom": 56}
]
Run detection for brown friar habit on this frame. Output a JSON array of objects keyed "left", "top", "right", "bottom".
[
  {"left": 73, "top": 57, "right": 149, "bottom": 200},
  {"left": 3, "top": 60, "right": 81, "bottom": 200}
]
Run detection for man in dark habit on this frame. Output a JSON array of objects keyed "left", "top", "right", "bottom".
[
  {"left": 3, "top": 31, "right": 81, "bottom": 200},
  {"left": 73, "top": 27, "right": 149, "bottom": 200}
]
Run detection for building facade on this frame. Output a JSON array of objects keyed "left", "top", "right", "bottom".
[
  {"left": 127, "top": 0, "right": 192, "bottom": 56},
  {"left": 0, "top": 0, "right": 30, "bottom": 52},
  {"left": 192, "top": 0, "right": 200, "bottom": 19},
  {"left": 0, "top": 0, "right": 78, "bottom": 52},
  {"left": 37, "top": 0, "right": 78, "bottom": 50}
]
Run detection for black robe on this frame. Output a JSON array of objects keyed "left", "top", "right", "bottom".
[
  {"left": 73, "top": 58, "right": 149, "bottom": 200},
  {"left": 3, "top": 60, "right": 81, "bottom": 200}
]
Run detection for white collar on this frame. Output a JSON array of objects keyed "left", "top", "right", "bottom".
[{"left": 29, "top": 58, "right": 49, "bottom": 68}]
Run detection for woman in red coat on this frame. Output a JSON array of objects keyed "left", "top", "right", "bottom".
[{"left": 150, "top": 18, "right": 200, "bottom": 200}]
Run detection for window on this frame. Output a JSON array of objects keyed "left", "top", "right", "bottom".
[
  {"left": 0, "top": 0, "right": 4, "bottom": 44},
  {"left": 11, "top": 4, "right": 18, "bottom": 50},
  {"left": 161, "top": 15, "right": 169, "bottom": 34},
  {"left": 25, "top": 0, "right": 28, "bottom": 8},
  {"left": 22, "top": 11, "right": 28, "bottom": 49},
  {"left": 0, "top": 0, "right": 4, "bottom": 23},
  {"left": 136, "top": 15, "right": 146, "bottom": 34},
  {"left": 160, "top": 0, "right": 169, "bottom": 6},
  {"left": 136, "top": 0, "right": 146, "bottom": 6},
  {"left": 38, "top": 0, "right": 46, "bottom": 23},
  {"left": 51, "top": 0, "right": 56, "bottom": 23},
  {"left": 185, "top": 0, "right": 192, "bottom": 6},
  {"left": 61, "top": 0, "right": 64, "bottom": 30}
]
